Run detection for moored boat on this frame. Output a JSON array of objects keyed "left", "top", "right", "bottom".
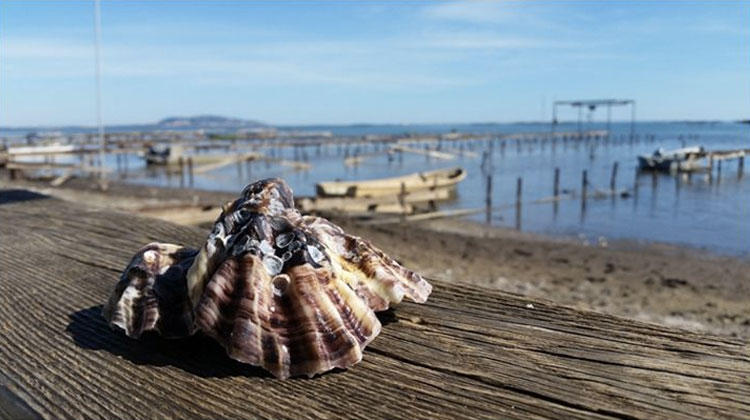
[
  {"left": 7, "top": 143, "right": 77, "bottom": 155},
  {"left": 637, "top": 146, "right": 706, "bottom": 172},
  {"left": 297, "top": 187, "right": 454, "bottom": 214},
  {"left": 316, "top": 167, "right": 466, "bottom": 198}
]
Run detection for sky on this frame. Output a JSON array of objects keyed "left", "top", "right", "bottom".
[{"left": 0, "top": 1, "right": 748, "bottom": 127}]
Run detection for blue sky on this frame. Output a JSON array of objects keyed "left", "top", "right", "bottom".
[{"left": 1, "top": 1, "right": 748, "bottom": 126}]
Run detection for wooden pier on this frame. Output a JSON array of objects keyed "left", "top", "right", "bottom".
[{"left": 1, "top": 190, "right": 749, "bottom": 420}]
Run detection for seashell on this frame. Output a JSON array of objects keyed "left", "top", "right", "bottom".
[
  {"left": 105, "top": 178, "right": 431, "bottom": 379},
  {"left": 102, "top": 243, "right": 197, "bottom": 338}
]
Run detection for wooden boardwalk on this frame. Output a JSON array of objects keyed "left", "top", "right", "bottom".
[{"left": 0, "top": 189, "right": 748, "bottom": 420}]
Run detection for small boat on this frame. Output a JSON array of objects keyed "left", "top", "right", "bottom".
[
  {"left": 297, "top": 188, "right": 454, "bottom": 214},
  {"left": 7, "top": 143, "right": 77, "bottom": 155},
  {"left": 145, "top": 144, "right": 173, "bottom": 165},
  {"left": 316, "top": 167, "right": 466, "bottom": 198},
  {"left": 638, "top": 146, "right": 706, "bottom": 172}
]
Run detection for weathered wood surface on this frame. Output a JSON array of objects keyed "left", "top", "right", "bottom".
[{"left": 0, "top": 189, "right": 749, "bottom": 420}]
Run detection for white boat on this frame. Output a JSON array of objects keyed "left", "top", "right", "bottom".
[
  {"left": 8, "top": 143, "right": 77, "bottom": 155},
  {"left": 638, "top": 146, "right": 706, "bottom": 172},
  {"left": 316, "top": 167, "right": 466, "bottom": 198}
]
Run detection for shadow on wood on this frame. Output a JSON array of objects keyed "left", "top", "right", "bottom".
[
  {"left": 65, "top": 305, "right": 272, "bottom": 379},
  {"left": 0, "top": 189, "right": 49, "bottom": 205},
  {"left": 65, "top": 305, "right": 399, "bottom": 381}
]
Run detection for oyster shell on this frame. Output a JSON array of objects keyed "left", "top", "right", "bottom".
[
  {"left": 102, "top": 243, "right": 197, "bottom": 338},
  {"left": 104, "top": 178, "right": 432, "bottom": 379}
]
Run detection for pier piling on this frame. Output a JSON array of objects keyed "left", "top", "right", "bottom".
[
  {"left": 178, "top": 157, "right": 185, "bottom": 188},
  {"left": 187, "top": 157, "right": 194, "bottom": 187},
  {"left": 717, "top": 161, "right": 722, "bottom": 184},
  {"left": 516, "top": 177, "right": 522, "bottom": 230},
  {"left": 581, "top": 170, "right": 588, "bottom": 202},
  {"left": 485, "top": 174, "right": 493, "bottom": 225},
  {"left": 610, "top": 162, "right": 619, "bottom": 191},
  {"left": 739, "top": 156, "right": 745, "bottom": 179},
  {"left": 581, "top": 170, "right": 588, "bottom": 219}
]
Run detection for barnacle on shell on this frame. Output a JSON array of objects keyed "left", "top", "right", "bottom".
[{"left": 103, "top": 178, "right": 432, "bottom": 379}]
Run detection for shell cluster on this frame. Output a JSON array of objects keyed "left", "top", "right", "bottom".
[{"left": 103, "top": 178, "right": 432, "bottom": 379}]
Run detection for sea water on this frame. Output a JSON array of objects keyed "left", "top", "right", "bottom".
[{"left": 9, "top": 121, "right": 750, "bottom": 256}]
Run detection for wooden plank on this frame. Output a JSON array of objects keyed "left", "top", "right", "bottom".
[{"left": 0, "top": 190, "right": 748, "bottom": 420}]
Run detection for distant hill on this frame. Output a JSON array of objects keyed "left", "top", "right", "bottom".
[{"left": 156, "top": 115, "right": 267, "bottom": 129}]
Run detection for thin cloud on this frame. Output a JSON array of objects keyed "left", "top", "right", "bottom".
[
  {"left": 417, "top": 32, "right": 566, "bottom": 50},
  {"left": 422, "top": 1, "right": 516, "bottom": 24},
  {"left": 1, "top": 38, "right": 93, "bottom": 60}
]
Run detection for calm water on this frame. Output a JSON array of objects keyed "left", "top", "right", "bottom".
[{"left": 13, "top": 121, "right": 750, "bottom": 256}]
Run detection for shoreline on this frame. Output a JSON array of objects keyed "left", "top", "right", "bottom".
[
  {"left": 2, "top": 176, "right": 749, "bottom": 338},
  {"left": 337, "top": 217, "right": 750, "bottom": 338}
]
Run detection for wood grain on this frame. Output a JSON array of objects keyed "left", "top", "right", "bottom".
[{"left": 0, "top": 190, "right": 748, "bottom": 420}]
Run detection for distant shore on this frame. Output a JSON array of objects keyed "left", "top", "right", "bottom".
[{"left": 2, "top": 175, "right": 749, "bottom": 339}]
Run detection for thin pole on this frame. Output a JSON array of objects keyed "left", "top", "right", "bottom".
[
  {"left": 188, "top": 157, "right": 194, "bottom": 187},
  {"left": 610, "top": 161, "right": 618, "bottom": 191},
  {"left": 485, "top": 174, "right": 493, "bottom": 225},
  {"left": 739, "top": 156, "right": 744, "bottom": 179},
  {"left": 581, "top": 170, "right": 588, "bottom": 204},
  {"left": 515, "top": 177, "right": 522, "bottom": 230},
  {"left": 93, "top": 0, "right": 105, "bottom": 181},
  {"left": 581, "top": 170, "right": 588, "bottom": 221}
]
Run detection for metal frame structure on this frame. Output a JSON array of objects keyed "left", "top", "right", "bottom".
[{"left": 551, "top": 99, "right": 635, "bottom": 138}]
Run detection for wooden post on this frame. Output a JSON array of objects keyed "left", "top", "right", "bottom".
[
  {"left": 399, "top": 182, "right": 407, "bottom": 222},
  {"left": 485, "top": 174, "right": 493, "bottom": 225},
  {"left": 515, "top": 177, "right": 522, "bottom": 230},
  {"left": 178, "top": 157, "right": 185, "bottom": 188},
  {"left": 739, "top": 156, "right": 744, "bottom": 179},
  {"left": 581, "top": 170, "right": 588, "bottom": 203},
  {"left": 610, "top": 162, "right": 618, "bottom": 192},
  {"left": 717, "top": 160, "right": 722, "bottom": 184},
  {"left": 553, "top": 167, "right": 560, "bottom": 197},
  {"left": 187, "top": 157, "right": 194, "bottom": 187},
  {"left": 580, "top": 170, "right": 588, "bottom": 220}
]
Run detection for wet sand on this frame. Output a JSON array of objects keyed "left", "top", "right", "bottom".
[
  {"left": 3, "top": 176, "right": 749, "bottom": 338},
  {"left": 337, "top": 218, "right": 750, "bottom": 338}
]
